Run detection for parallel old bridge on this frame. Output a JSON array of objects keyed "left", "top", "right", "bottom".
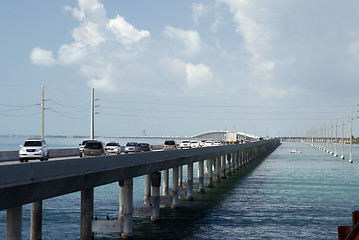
[{"left": 0, "top": 139, "right": 280, "bottom": 239}]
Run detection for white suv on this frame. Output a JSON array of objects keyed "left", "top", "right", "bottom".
[{"left": 19, "top": 139, "right": 49, "bottom": 162}]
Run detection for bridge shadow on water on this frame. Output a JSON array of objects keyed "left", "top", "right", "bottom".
[{"left": 96, "top": 151, "right": 274, "bottom": 240}]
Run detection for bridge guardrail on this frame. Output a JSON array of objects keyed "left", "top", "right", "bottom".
[{"left": 0, "top": 148, "right": 80, "bottom": 162}]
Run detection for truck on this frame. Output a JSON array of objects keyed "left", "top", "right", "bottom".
[{"left": 226, "top": 131, "right": 238, "bottom": 144}]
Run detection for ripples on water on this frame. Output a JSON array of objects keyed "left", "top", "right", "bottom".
[{"left": 1, "top": 141, "right": 359, "bottom": 239}]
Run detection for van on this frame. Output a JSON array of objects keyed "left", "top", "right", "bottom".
[{"left": 163, "top": 140, "right": 177, "bottom": 151}]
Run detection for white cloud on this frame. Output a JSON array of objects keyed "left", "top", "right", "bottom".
[
  {"left": 163, "top": 26, "right": 201, "bottom": 57},
  {"left": 107, "top": 15, "right": 150, "bottom": 43},
  {"left": 58, "top": 43, "right": 87, "bottom": 65},
  {"left": 30, "top": 47, "right": 57, "bottom": 66},
  {"left": 192, "top": 3, "right": 209, "bottom": 25},
  {"left": 65, "top": 0, "right": 106, "bottom": 22},
  {"left": 348, "top": 40, "right": 359, "bottom": 56},
  {"left": 185, "top": 63, "right": 223, "bottom": 94},
  {"left": 72, "top": 21, "right": 106, "bottom": 47}
]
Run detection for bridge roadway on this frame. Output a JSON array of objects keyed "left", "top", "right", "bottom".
[{"left": 0, "top": 139, "right": 280, "bottom": 239}]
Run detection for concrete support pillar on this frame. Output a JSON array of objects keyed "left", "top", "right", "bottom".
[
  {"left": 179, "top": 165, "right": 183, "bottom": 188},
  {"left": 214, "top": 157, "right": 221, "bottom": 183},
  {"left": 122, "top": 179, "right": 133, "bottom": 240},
  {"left": 171, "top": 167, "right": 179, "bottom": 209},
  {"left": 220, "top": 155, "right": 226, "bottom": 179},
  {"left": 226, "top": 154, "right": 231, "bottom": 176},
  {"left": 207, "top": 159, "right": 213, "bottom": 188},
  {"left": 186, "top": 162, "right": 194, "bottom": 201},
  {"left": 150, "top": 172, "right": 161, "bottom": 222},
  {"left": 81, "top": 188, "right": 94, "bottom": 240},
  {"left": 231, "top": 153, "right": 236, "bottom": 174},
  {"left": 235, "top": 152, "right": 240, "bottom": 170},
  {"left": 31, "top": 201, "right": 42, "bottom": 240},
  {"left": 119, "top": 181, "right": 124, "bottom": 219},
  {"left": 198, "top": 161, "right": 205, "bottom": 193},
  {"left": 245, "top": 149, "right": 249, "bottom": 164},
  {"left": 7, "top": 206, "right": 22, "bottom": 240},
  {"left": 239, "top": 151, "right": 243, "bottom": 168},
  {"left": 162, "top": 169, "right": 169, "bottom": 196},
  {"left": 144, "top": 174, "right": 151, "bottom": 206}
]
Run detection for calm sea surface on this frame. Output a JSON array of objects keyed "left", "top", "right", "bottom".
[{"left": 0, "top": 138, "right": 358, "bottom": 239}]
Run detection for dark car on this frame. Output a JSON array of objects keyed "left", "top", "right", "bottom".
[
  {"left": 138, "top": 143, "right": 152, "bottom": 152},
  {"left": 124, "top": 142, "right": 140, "bottom": 154},
  {"left": 81, "top": 140, "right": 107, "bottom": 157}
]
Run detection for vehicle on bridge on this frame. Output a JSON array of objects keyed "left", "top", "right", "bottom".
[
  {"left": 19, "top": 138, "right": 49, "bottom": 162},
  {"left": 199, "top": 140, "right": 207, "bottom": 147},
  {"left": 190, "top": 140, "right": 200, "bottom": 148},
  {"left": 203, "top": 140, "right": 214, "bottom": 147},
  {"left": 138, "top": 143, "right": 152, "bottom": 152},
  {"left": 179, "top": 140, "right": 191, "bottom": 149},
  {"left": 213, "top": 141, "right": 222, "bottom": 146},
  {"left": 163, "top": 140, "right": 177, "bottom": 151},
  {"left": 79, "top": 139, "right": 92, "bottom": 157},
  {"left": 105, "top": 142, "right": 121, "bottom": 154},
  {"left": 81, "top": 140, "right": 107, "bottom": 157},
  {"left": 124, "top": 142, "right": 141, "bottom": 154}
]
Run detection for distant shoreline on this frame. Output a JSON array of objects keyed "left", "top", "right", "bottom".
[{"left": 0, "top": 134, "right": 189, "bottom": 139}]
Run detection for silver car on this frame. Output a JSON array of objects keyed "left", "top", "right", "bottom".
[
  {"left": 105, "top": 142, "right": 121, "bottom": 154},
  {"left": 19, "top": 139, "right": 49, "bottom": 162},
  {"left": 124, "top": 142, "right": 140, "bottom": 154}
]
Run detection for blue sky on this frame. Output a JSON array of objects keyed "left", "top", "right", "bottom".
[{"left": 1, "top": 0, "right": 358, "bottom": 138}]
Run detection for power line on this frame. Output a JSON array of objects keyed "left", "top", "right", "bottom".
[
  {"left": 99, "top": 106, "right": 348, "bottom": 115},
  {"left": 49, "top": 100, "right": 89, "bottom": 108},
  {"left": 49, "top": 109, "right": 88, "bottom": 119},
  {"left": 99, "top": 99, "right": 353, "bottom": 109}
]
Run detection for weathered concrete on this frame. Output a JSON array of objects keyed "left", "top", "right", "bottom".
[
  {"left": 197, "top": 160, "right": 205, "bottom": 193},
  {"left": 7, "top": 206, "right": 22, "bottom": 240},
  {"left": 30, "top": 201, "right": 42, "bottom": 240},
  {"left": 150, "top": 172, "right": 161, "bottom": 222},
  {"left": 186, "top": 163, "right": 194, "bottom": 201},
  {"left": 80, "top": 188, "right": 94, "bottom": 240},
  {"left": 121, "top": 179, "right": 133, "bottom": 239}
]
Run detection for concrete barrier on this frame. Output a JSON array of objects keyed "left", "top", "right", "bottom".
[{"left": 0, "top": 148, "right": 80, "bottom": 162}]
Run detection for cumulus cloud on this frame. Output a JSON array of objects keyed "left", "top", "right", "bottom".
[
  {"left": 72, "top": 21, "right": 106, "bottom": 47},
  {"left": 107, "top": 15, "right": 150, "bottom": 43},
  {"left": 163, "top": 26, "right": 201, "bottom": 57},
  {"left": 29, "top": 0, "right": 225, "bottom": 95},
  {"left": 58, "top": 43, "right": 87, "bottom": 65},
  {"left": 185, "top": 63, "right": 222, "bottom": 94},
  {"left": 192, "top": 3, "right": 209, "bottom": 25},
  {"left": 30, "top": 47, "right": 57, "bottom": 66}
]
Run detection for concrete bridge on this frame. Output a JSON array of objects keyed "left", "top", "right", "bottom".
[{"left": 0, "top": 139, "right": 280, "bottom": 239}]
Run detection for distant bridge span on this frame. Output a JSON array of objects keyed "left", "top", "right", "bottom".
[{"left": 190, "top": 130, "right": 259, "bottom": 141}]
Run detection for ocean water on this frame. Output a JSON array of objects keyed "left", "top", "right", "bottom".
[{"left": 0, "top": 139, "right": 358, "bottom": 239}]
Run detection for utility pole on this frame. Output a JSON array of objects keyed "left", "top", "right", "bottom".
[
  {"left": 341, "top": 116, "right": 345, "bottom": 160},
  {"left": 41, "top": 85, "right": 45, "bottom": 139},
  {"left": 90, "top": 88, "right": 99, "bottom": 140},
  {"left": 349, "top": 109, "right": 353, "bottom": 163},
  {"left": 91, "top": 88, "right": 95, "bottom": 140}
]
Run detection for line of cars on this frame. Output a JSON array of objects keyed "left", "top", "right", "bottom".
[
  {"left": 17, "top": 137, "right": 222, "bottom": 162},
  {"left": 163, "top": 139, "right": 223, "bottom": 150},
  {"left": 78, "top": 139, "right": 152, "bottom": 157}
]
